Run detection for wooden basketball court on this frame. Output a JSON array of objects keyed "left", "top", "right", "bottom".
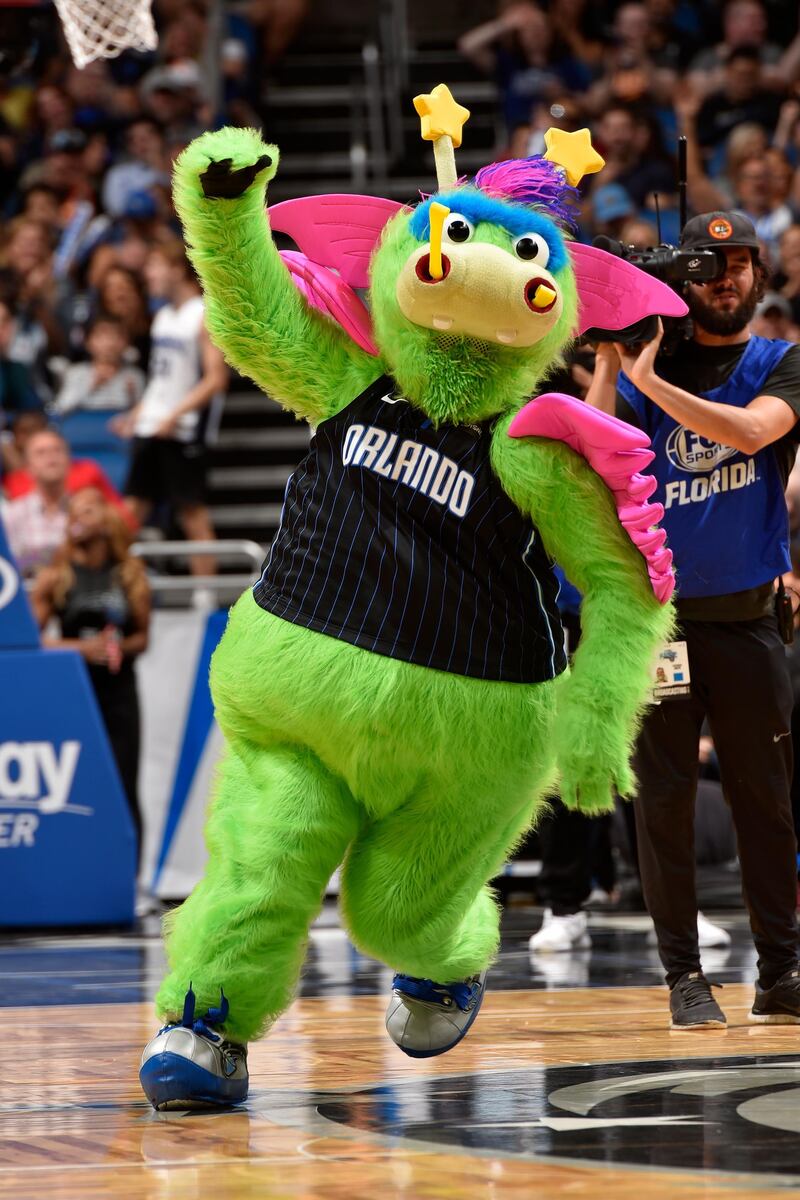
[{"left": 1, "top": 912, "right": 798, "bottom": 1199}]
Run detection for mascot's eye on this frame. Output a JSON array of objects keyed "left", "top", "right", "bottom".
[
  {"left": 443, "top": 214, "right": 474, "bottom": 243},
  {"left": 514, "top": 234, "right": 550, "bottom": 266}
]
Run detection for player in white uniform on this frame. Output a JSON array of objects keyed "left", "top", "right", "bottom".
[{"left": 117, "top": 240, "right": 227, "bottom": 577}]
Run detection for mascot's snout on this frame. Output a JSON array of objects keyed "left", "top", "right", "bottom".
[{"left": 396, "top": 240, "right": 562, "bottom": 348}]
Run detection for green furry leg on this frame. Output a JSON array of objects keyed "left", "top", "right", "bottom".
[
  {"left": 155, "top": 593, "right": 559, "bottom": 1039},
  {"left": 155, "top": 737, "right": 359, "bottom": 1044},
  {"left": 340, "top": 742, "right": 555, "bottom": 983}
]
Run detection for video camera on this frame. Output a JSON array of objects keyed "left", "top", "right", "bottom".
[{"left": 582, "top": 138, "right": 727, "bottom": 351}]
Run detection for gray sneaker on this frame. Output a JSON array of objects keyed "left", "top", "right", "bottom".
[
  {"left": 669, "top": 971, "right": 726, "bottom": 1029},
  {"left": 386, "top": 971, "right": 487, "bottom": 1058},
  {"left": 750, "top": 968, "right": 800, "bottom": 1024},
  {"left": 139, "top": 988, "right": 248, "bottom": 1109}
]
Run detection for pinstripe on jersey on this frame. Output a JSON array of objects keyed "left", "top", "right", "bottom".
[{"left": 253, "top": 375, "right": 567, "bottom": 683}]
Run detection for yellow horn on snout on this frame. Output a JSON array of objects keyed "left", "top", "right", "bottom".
[{"left": 428, "top": 201, "right": 450, "bottom": 280}]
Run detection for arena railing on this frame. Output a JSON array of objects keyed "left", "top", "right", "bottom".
[{"left": 130, "top": 539, "right": 265, "bottom": 601}]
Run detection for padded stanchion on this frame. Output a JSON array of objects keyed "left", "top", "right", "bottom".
[{"left": 0, "top": 516, "right": 135, "bottom": 926}]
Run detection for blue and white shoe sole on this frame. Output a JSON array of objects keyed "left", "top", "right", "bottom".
[
  {"left": 140, "top": 1052, "right": 248, "bottom": 1110},
  {"left": 394, "top": 983, "right": 486, "bottom": 1059}
]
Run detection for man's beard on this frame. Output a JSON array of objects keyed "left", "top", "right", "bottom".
[{"left": 687, "top": 281, "right": 760, "bottom": 336}]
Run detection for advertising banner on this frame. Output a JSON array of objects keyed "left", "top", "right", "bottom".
[{"left": 0, "top": 516, "right": 135, "bottom": 927}]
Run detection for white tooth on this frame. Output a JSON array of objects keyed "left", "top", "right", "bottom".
[
  {"left": 432, "top": 316, "right": 453, "bottom": 330},
  {"left": 495, "top": 329, "right": 517, "bottom": 344}
]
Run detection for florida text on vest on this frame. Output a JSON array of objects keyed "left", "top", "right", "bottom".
[
  {"left": 341, "top": 422, "right": 477, "bottom": 517},
  {"left": 664, "top": 425, "right": 757, "bottom": 509}
]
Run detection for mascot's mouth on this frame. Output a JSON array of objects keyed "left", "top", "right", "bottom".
[
  {"left": 416, "top": 253, "right": 451, "bottom": 283},
  {"left": 428, "top": 328, "right": 521, "bottom": 353},
  {"left": 525, "top": 277, "right": 557, "bottom": 313}
]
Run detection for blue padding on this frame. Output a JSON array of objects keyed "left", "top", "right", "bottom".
[
  {"left": 87, "top": 448, "right": 130, "bottom": 493},
  {"left": 55, "top": 410, "right": 131, "bottom": 492},
  {"left": 0, "top": 650, "right": 135, "bottom": 926},
  {"left": 56, "top": 409, "right": 125, "bottom": 449},
  {"left": 153, "top": 609, "right": 227, "bottom": 887},
  {"left": 140, "top": 1052, "right": 248, "bottom": 1108},
  {"left": 0, "top": 516, "right": 39, "bottom": 650}
]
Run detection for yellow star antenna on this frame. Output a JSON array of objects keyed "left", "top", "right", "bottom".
[
  {"left": 413, "top": 83, "right": 470, "bottom": 190},
  {"left": 543, "top": 128, "right": 605, "bottom": 188}
]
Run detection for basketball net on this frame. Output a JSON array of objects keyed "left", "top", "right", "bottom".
[{"left": 53, "top": 0, "right": 158, "bottom": 68}]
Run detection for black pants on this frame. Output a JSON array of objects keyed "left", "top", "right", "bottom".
[
  {"left": 634, "top": 616, "right": 799, "bottom": 989},
  {"left": 790, "top": 694, "right": 800, "bottom": 847},
  {"left": 536, "top": 808, "right": 615, "bottom": 913},
  {"left": 92, "top": 668, "right": 142, "bottom": 869}
]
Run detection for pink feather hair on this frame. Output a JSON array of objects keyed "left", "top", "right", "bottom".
[{"left": 471, "top": 157, "right": 581, "bottom": 231}]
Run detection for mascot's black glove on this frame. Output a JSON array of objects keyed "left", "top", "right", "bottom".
[{"left": 200, "top": 155, "right": 273, "bottom": 199}]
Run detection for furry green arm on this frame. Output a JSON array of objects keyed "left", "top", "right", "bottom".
[
  {"left": 491, "top": 418, "right": 675, "bottom": 814},
  {"left": 173, "top": 126, "right": 381, "bottom": 423}
]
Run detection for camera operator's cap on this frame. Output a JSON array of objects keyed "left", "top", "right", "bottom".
[{"left": 680, "top": 211, "right": 759, "bottom": 251}]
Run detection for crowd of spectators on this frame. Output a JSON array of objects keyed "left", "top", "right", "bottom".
[
  {"left": 0, "top": 2, "right": 799, "bottom": 563},
  {"left": 460, "top": 0, "right": 800, "bottom": 339},
  {"left": 0, "top": 0, "right": 309, "bottom": 580},
  {"left": 4, "top": 0, "right": 800, "bottom": 549}
]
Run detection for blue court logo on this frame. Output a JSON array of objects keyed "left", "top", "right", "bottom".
[{"left": 257, "top": 1054, "right": 800, "bottom": 1184}]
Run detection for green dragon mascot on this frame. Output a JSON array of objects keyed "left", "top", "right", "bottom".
[{"left": 140, "top": 86, "right": 682, "bottom": 1109}]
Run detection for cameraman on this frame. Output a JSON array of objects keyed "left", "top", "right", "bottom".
[{"left": 588, "top": 211, "right": 800, "bottom": 1029}]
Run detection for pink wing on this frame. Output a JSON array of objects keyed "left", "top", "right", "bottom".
[
  {"left": 270, "top": 194, "right": 405, "bottom": 287},
  {"left": 569, "top": 243, "right": 688, "bottom": 335},
  {"left": 508, "top": 392, "right": 674, "bottom": 604},
  {"left": 279, "top": 250, "right": 379, "bottom": 355}
]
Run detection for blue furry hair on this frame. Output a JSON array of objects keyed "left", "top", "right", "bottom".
[{"left": 409, "top": 189, "right": 570, "bottom": 274}]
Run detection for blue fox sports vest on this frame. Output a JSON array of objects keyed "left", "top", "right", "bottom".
[{"left": 617, "top": 336, "right": 795, "bottom": 599}]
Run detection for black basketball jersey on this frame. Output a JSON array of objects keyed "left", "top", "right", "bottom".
[{"left": 253, "top": 375, "right": 567, "bottom": 683}]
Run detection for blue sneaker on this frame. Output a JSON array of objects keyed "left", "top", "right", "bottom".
[
  {"left": 139, "top": 987, "right": 249, "bottom": 1110},
  {"left": 386, "top": 970, "right": 487, "bottom": 1058}
]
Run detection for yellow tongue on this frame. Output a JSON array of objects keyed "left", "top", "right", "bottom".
[{"left": 532, "top": 283, "right": 557, "bottom": 309}]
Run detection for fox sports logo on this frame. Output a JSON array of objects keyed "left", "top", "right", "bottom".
[{"left": 666, "top": 426, "right": 738, "bottom": 473}]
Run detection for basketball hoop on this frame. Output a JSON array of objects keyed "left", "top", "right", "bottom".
[{"left": 53, "top": 0, "right": 157, "bottom": 69}]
